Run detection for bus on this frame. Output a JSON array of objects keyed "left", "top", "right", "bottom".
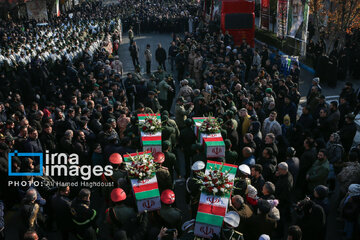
[{"left": 201, "top": 0, "right": 255, "bottom": 47}]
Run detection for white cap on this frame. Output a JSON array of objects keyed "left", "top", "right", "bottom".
[
  {"left": 181, "top": 219, "right": 195, "bottom": 231},
  {"left": 259, "top": 234, "right": 271, "bottom": 240},
  {"left": 239, "top": 164, "right": 250, "bottom": 175},
  {"left": 226, "top": 46, "right": 231, "bottom": 50},
  {"left": 224, "top": 211, "right": 240, "bottom": 228},
  {"left": 192, "top": 161, "right": 205, "bottom": 171}
]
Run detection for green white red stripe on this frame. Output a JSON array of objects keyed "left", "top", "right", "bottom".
[
  {"left": 123, "top": 151, "right": 151, "bottom": 162},
  {"left": 137, "top": 113, "right": 161, "bottom": 122},
  {"left": 131, "top": 176, "right": 160, "bottom": 200},
  {"left": 142, "top": 136, "right": 162, "bottom": 146}
]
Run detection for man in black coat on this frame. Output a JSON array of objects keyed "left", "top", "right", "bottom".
[
  {"left": 258, "top": 147, "right": 277, "bottom": 182},
  {"left": 39, "top": 123, "right": 57, "bottom": 153},
  {"left": 339, "top": 113, "right": 357, "bottom": 153},
  {"left": 23, "top": 128, "right": 43, "bottom": 157},
  {"left": 295, "top": 199, "right": 326, "bottom": 240},
  {"left": 129, "top": 41, "right": 140, "bottom": 68},
  {"left": 51, "top": 186, "right": 72, "bottom": 240},
  {"left": 250, "top": 164, "right": 265, "bottom": 194},
  {"left": 275, "top": 162, "right": 293, "bottom": 220},
  {"left": 155, "top": 43, "right": 167, "bottom": 71}
]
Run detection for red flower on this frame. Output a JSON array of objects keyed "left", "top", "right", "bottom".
[
  {"left": 148, "top": 120, "right": 153, "bottom": 124},
  {"left": 203, "top": 177, "right": 209, "bottom": 182},
  {"left": 212, "top": 179, "right": 218, "bottom": 184},
  {"left": 142, "top": 126, "right": 147, "bottom": 131}
]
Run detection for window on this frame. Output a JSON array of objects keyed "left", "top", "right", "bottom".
[{"left": 225, "top": 13, "right": 253, "bottom": 29}]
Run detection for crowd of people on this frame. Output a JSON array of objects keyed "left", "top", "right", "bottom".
[
  {"left": 307, "top": 33, "right": 360, "bottom": 88},
  {"left": 0, "top": 0, "right": 360, "bottom": 240}
]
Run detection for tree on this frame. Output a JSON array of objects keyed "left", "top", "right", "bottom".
[{"left": 311, "top": 0, "right": 360, "bottom": 53}]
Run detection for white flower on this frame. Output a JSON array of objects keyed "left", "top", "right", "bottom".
[
  {"left": 150, "top": 126, "right": 155, "bottom": 130},
  {"left": 220, "top": 188, "right": 225, "bottom": 193},
  {"left": 225, "top": 184, "right": 230, "bottom": 188},
  {"left": 212, "top": 188, "right": 218, "bottom": 193}
]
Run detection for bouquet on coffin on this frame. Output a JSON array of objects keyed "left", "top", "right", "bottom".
[
  {"left": 124, "top": 151, "right": 161, "bottom": 213},
  {"left": 138, "top": 114, "right": 162, "bottom": 133},
  {"left": 194, "top": 161, "right": 238, "bottom": 239},
  {"left": 138, "top": 114, "right": 162, "bottom": 154},
  {"left": 193, "top": 116, "right": 225, "bottom": 158}
]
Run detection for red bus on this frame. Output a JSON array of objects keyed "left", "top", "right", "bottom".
[{"left": 201, "top": 0, "right": 255, "bottom": 47}]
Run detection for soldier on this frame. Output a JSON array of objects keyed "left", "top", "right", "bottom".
[
  {"left": 179, "top": 79, "right": 194, "bottom": 103},
  {"left": 147, "top": 74, "right": 158, "bottom": 93},
  {"left": 148, "top": 91, "right": 162, "bottom": 112},
  {"left": 154, "top": 152, "right": 173, "bottom": 192},
  {"left": 179, "top": 119, "right": 197, "bottom": 178},
  {"left": 191, "top": 143, "right": 206, "bottom": 164},
  {"left": 102, "top": 153, "right": 127, "bottom": 185},
  {"left": 225, "top": 139, "right": 238, "bottom": 165},
  {"left": 158, "top": 76, "right": 174, "bottom": 112},
  {"left": 158, "top": 189, "right": 182, "bottom": 230},
  {"left": 186, "top": 161, "right": 205, "bottom": 218},
  {"left": 221, "top": 211, "right": 244, "bottom": 240},
  {"left": 105, "top": 188, "right": 139, "bottom": 238},
  {"left": 154, "top": 66, "right": 167, "bottom": 83},
  {"left": 70, "top": 189, "right": 97, "bottom": 240},
  {"left": 162, "top": 119, "right": 177, "bottom": 149},
  {"left": 163, "top": 140, "right": 179, "bottom": 181},
  {"left": 233, "top": 164, "right": 251, "bottom": 196},
  {"left": 175, "top": 97, "right": 194, "bottom": 130}
]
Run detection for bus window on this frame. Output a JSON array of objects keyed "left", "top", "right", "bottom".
[{"left": 224, "top": 13, "right": 253, "bottom": 29}]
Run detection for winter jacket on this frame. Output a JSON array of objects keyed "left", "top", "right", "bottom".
[{"left": 307, "top": 159, "right": 330, "bottom": 192}]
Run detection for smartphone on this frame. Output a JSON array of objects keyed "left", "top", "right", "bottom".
[{"left": 165, "top": 229, "right": 176, "bottom": 234}]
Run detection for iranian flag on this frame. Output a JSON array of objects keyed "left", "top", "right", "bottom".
[
  {"left": 203, "top": 137, "right": 225, "bottom": 158},
  {"left": 131, "top": 175, "right": 161, "bottom": 213},
  {"left": 137, "top": 113, "right": 161, "bottom": 123},
  {"left": 124, "top": 151, "right": 161, "bottom": 213},
  {"left": 142, "top": 135, "right": 162, "bottom": 154},
  {"left": 194, "top": 161, "right": 237, "bottom": 239}
]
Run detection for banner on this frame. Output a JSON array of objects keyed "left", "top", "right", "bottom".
[
  {"left": 260, "top": 0, "right": 270, "bottom": 30},
  {"left": 26, "top": 0, "right": 48, "bottom": 21},
  {"left": 287, "top": 0, "right": 310, "bottom": 40},
  {"left": 56, "top": 0, "right": 60, "bottom": 17},
  {"left": 276, "top": 0, "right": 289, "bottom": 38}
]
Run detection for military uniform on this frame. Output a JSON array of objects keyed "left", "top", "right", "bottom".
[
  {"left": 186, "top": 176, "right": 202, "bottom": 218},
  {"left": 175, "top": 103, "right": 194, "bottom": 129},
  {"left": 159, "top": 205, "right": 182, "bottom": 230},
  {"left": 163, "top": 150, "right": 179, "bottom": 180},
  {"left": 70, "top": 199, "right": 97, "bottom": 240},
  {"left": 105, "top": 203, "right": 138, "bottom": 236},
  {"left": 156, "top": 166, "right": 173, "bottom": 192},
  {"left": 225, "top": 150, "right": 238, "bottom": 165}
]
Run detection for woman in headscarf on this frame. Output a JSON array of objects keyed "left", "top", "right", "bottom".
[{"left": 281, "top": 114, "right": 293, "bottom": 138}]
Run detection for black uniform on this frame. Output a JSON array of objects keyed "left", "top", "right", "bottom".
[{"left": 70, "top": 198, "right": 97, "bottom": 240}]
